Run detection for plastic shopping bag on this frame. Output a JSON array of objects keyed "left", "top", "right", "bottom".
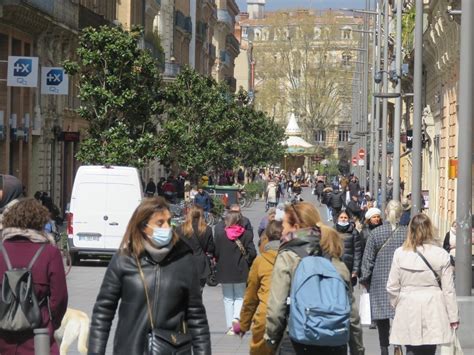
[
  {"left": 440, "top": 330, "right": 464, "bottom": 355},
  {"left": 359, "top": 292, "right": 372, "bottom": 325}
]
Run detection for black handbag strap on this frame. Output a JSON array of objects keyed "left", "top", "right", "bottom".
[
  {"left": 136, "top": 255, "right": 155, "bottom": 329},
  {"left": 416, "top": 250, "right": 442, "bottom": 289},
  {"left": 234, "top": 239, "right": 247, "bottom": 257}
]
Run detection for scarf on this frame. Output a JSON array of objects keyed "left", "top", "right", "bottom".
[
  {"left": 1, "top": 227, "right": 54, "bottom": 244},
  {"left": 264, "top": 240, "right": 280, "bottom": 252},
  {"left": 225, "top": 225, "right": 245, "bottom": 241},
  {"left": 143, "top": 238, "right": 173, "bottom": 263}
]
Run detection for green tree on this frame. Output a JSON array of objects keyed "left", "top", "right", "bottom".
[
  {"left": 63, "top": 25, "right": 163, "bottom": 167},
  {"left": 157, "top": 67, "right": 241, "bottom": 180}
]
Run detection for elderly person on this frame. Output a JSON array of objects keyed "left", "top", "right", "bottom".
[
  {"left": 0, "top": 198, "right": 68, "bottom": 354},
  {"left": 359, "top": 207, "right": 383, "bottom": 252},
  {"left": 360, "top": 200, "right": 407, "bottom": 355},
  {"left": 387, "top": 214, "right": 459, "bottom": 355}
]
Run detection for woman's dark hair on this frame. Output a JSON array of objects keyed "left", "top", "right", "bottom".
[
  {"left": 2, "top": 198, "right": 50, "bottom": 231},
  {"left": 119, "top": 197, "right": 177, "bottom": 256},
  {"left": 224, "top": 211, "right": 241, "bottom": 227},
  {"left": 265, "top": 220, "right": 283, "bottom": 241},
  {"left": 336, "top": 210, "right": 351, "bottom": 220}
]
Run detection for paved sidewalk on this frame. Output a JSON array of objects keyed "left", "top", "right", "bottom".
[{"left": 65, "top": 187, "right": 473, "bottom": 354}]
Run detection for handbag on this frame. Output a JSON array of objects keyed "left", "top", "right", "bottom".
[
  {"left": 394, "top": 345, "right": 404, "bottom": 355},
  {"left": 358, "top": 291, "right": 372, "bottom": 325},
  {"left": 206, "top": 254, "right": 218, "bottom": 287},
  {"left": 136, "top": 256, "right": 192, "bottom": 355},
  {"left": 440, "top": 330, "right": 464, "bottom": 355},
  {"left": 416, "top": 250, "right": 442, "bottom": 289}
]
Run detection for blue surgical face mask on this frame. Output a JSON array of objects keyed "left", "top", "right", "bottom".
[
  {"left": 148, "top": 225, "right": 173, "bottom": 246},
  {"left": 337, "top": 221, "right": 350, "bottom": 227}
]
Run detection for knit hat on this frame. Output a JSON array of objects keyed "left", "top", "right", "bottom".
[{"left": 365, "top": 207, "right": 382, "bottom": 220}]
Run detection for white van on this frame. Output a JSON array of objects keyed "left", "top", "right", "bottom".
[{"left": 66, "top": 166, "right": 143, "bottom": 265}]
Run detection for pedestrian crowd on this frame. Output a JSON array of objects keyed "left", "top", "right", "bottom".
[{"left": 0, "top": 171, "right": 463, "bottom": 355}]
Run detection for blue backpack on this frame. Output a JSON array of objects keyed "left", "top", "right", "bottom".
[{"left": 288, "top": 255, "right": 350, "bottom": 347}]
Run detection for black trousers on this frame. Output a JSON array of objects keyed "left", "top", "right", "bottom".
[
  {"left": 376, "top": 319, "right": 390, "bottom": 347},
  {"left": 278, "top": 334, "right": 347, "bottom": 355},
  {"left": 405, "top": 345, "right": 436, "bottom": 355}
]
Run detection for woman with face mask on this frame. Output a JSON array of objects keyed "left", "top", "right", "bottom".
[
  {"left": 334, "top": 210, "right": 362, "bottom": 286},
  {"left": 88, "top": 197, "right": 211, "bottom": 355}
]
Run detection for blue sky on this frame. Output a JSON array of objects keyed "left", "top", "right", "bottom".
[{"left": 236, "top": 0, "right": 368, "bottom": 12}]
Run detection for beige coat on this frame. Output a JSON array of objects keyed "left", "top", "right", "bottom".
[{"left": 387, "top": 244, "right": 459, "bottom": 346}]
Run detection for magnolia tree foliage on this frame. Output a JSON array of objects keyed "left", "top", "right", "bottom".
[
  {"left": 64, "top": 25, "right": 163, "bottom": 168},
  {"left": 157, "top": 68, "right": 285, "bottom": 179}
]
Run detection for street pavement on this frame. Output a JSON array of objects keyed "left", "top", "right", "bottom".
[{"left": 65, "top": 188, "right": 471, "bottom": 355}]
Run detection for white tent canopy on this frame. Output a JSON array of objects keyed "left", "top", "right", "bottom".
[{"left": 282, "top": 112, "right": 313, "bottom": 149}]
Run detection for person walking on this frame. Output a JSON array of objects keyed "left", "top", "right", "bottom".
[
  {"left": 145, "top": 178, "right": 156, "bottom": 197},
  {"left": 329, "top": 187, "right": 346, "bottom": 220},
  {"left": 264, "top": 202, "right": 350, "bottom": 355},
  {"left": 334, "top": 210, "right": 362, "bottom": 286},
  {"left": 176, "top": 205, "right": 215, "bottom": 292},
  {"left": 387, "top": 214, "right": 459, "bottom": 355},
  {"left": 314, "top": 179, "right": 325, "bottom": 205},
  {"left": 238, "top": 220, "right": 283, "bottom": 355},
  {"left": 0, "top": 198, "right": 68, "bottom": 354},
  {"left": 0, "top": 174, "right": 23, "bottom": 229},
  {"left": 360, "top": 200, "right": 407, "bottom": 355},
  {"left": 359, "top": 207, "right": 383, "bottom": 253},
  {"left": 88, "top": 197, "right": 211, "bottom": 354},
  {"left": 214, "top": 211, "right": 256, "bottom": 335},
  {"left": 194, "top": 187, "right": 211, "bottom": 216},
  {"left": 443, "top": 221, "right": 457, "bottom": 266}
]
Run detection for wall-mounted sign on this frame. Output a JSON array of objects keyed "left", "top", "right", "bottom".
[
  {"left": 41, "top": 67, "right": 69, "bottom": 95},
  {"left": 7, "top": 56, "right": 39, "bottom": 87},
  {"left": 58, "top": 131, "right": 80, "bottom": 142}
]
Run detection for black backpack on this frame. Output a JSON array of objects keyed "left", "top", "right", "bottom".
[{"left": 0, "top": 243, "right": 46, "bottom": 332}]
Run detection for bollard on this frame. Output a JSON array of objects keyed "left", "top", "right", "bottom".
[{"left": 33, "top": 328, "right": 50, "bottom": 355}]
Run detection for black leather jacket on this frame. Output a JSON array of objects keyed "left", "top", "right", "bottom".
[
  {"left": 88, "top": 240, "right": 211, "bottom": 355},
  {"left": 335, "top": 222, "right": 362, "bottom": 275}
]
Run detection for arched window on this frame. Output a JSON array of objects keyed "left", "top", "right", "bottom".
[{"left": 341, "top": 26, "right": 352, "bottom": 40}]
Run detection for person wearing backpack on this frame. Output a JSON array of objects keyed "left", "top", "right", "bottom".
[
  {"left": 360, "top": 200, "right": 408, "bottom": 355},
  {"left": 237, "top": 220, "right": 283, "bottom": 355},
  {"left": 214, "top": 210, "right": 256, "bottom": 335},
  {"left": 264, "top": 202, "right": 351, "bottom": 355},
  {"left": 0, "top": 198, "right": 68, "bottom": 355},
  {"left": 176, "top": 205, "right": 215, "bottom": 292}
]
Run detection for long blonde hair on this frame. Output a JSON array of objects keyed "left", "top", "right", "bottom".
[
  {"left": 284, "top": 202, "right": 321, "bottom": 229},
  {"left": 403, "top": 213, "right": 435, "bottom": 251},
  {"left": 385, "top": 200, "right": 403, "bottom": 228},
  {"left": 181, "top": 205, "right": 207, "bottom": 237},
  {"left": 319, "top": 225, "right": 344, "bottom": 258}
]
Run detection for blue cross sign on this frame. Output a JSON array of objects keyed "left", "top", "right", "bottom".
[
  {"left": 46, "top": 69, "right": 63, "bottom": 86},
  {"left": 13, "top": 58, "right": 32, "bottom": 77}
]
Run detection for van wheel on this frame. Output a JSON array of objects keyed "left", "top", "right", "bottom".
[{"left": 70, "top": 252, "right": 80, "bottom": 266}]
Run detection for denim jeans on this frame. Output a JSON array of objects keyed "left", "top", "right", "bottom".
[{"left": 222, "top": 283, "right": 246, "bottom": 328}]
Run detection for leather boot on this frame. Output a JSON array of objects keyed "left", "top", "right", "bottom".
[{"left": 380, "top": 346, "right": 389, "bottom": 355}]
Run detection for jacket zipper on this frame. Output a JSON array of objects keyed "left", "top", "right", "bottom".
[{"left": 152, "top": 263, "right": 160, "bottom": 328}]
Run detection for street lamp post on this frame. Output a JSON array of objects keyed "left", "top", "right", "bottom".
[
  {"left": 392, "top": 0, "right": 402, "bottom": 201},
  {"left": 411, "top": 0, "right": 423, "bottom": 214},
  {"left": 374, "top": 1, "right": 382, "bottom": 198},
  {"left": 381, "top": 0, "right": 389, "bottom": 214},
  {"left": 455, "top": 0, "right": 473, "bottom": 296}
]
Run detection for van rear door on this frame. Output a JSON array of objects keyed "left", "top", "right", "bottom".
[
  {"left": 102, "top": 173, "right": 141, "bottom": 250},
  {"left": 71, "top": 179, "right": 108, "bottom": 249}
]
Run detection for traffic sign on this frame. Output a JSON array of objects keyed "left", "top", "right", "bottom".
[
  {"left": 41, "top": 67, "right": 69, "bottom": 95},
  {"left": 7, "top": 56, "right": 39, "bottom": 87},
  {"left": 352, "top": 156, "right": 358, "bottom": 166},
  {"left": 358, "top": 148, "right": 366, "bottom": 160}
]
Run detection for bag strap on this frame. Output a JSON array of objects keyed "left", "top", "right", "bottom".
[
  {"left": 234, "top": 239, "right": 247, "bottom": 257},
  {"left": 192, "top": 225, "right": 207, "bottom": 254},
  {"left": 28, "top": 244, "right": 46, "bottom": 270},
  {"left": 135, "top": 255, "right": 155, "bottom": 329},
  {"left": 416, "top": 250, "right": 442, "bottom": 289},
  {"left": 376, "top": 227, "right": 398, "bottom": 257},
  {"left": 0, "top": 242, "right": 46, "bottom": 270}
]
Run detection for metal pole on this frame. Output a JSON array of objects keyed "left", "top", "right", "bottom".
[
  {"left": 362, "top": 0, "right": 370, "bottom": 191},
  {"left": 374, "top": 0, "right": 382, "bottom": 199},
  {"left": 411, "top": 0, "right": 423, "bottom": 214},
  {"left": 381, "top": 0, "right": 389, "bottom": 213},
  {"left": 455, "top": 0, "right": 473, "bottom": 296},
  {"left": 369, "top": 1, "right": 377, "bottom": 196},
  {"left": 392, "top": 0, "right": 402, "bottom": 201}
]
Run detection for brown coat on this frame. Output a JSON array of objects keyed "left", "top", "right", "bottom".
[
  {"left": 387, "top": 244, "right": 459, "bottom": 346},
  {"left": 240, "top": 248, "right": 278, "bottom": 355}
]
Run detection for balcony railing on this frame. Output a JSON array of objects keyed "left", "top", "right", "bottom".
[
  {"left": 175, "top": 10, "right": 192, "bottom": 34},
  {"left": 217, "top": 9, "right": 233, "bottom": 28}
]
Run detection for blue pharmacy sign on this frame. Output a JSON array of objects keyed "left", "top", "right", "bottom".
[
  {"left": 41, "top": 67, "right": 69, "bottom": 95},
  {"left": 7, "top": 56, "right": 39, "bottom": 87}
]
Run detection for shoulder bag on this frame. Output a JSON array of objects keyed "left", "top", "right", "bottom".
[
  {"left": 193, "top": 227, "right": 217, "bottom": 287},
  {"left": 416, "top": 250, "right": 442, "bottom": 289},
  {"left": 136, "top": 255, "right": 192, "bottom": 355},
  {"left": 234, "top": 239, "right": 251, "bottom": 266}
]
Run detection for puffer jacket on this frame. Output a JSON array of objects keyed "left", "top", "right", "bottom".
[
  {"left": 335, "top": 222, "right": 363, "bottom": 275},
  {"left": 88, "top": 239, "right": 211, "bottom": 355}
]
